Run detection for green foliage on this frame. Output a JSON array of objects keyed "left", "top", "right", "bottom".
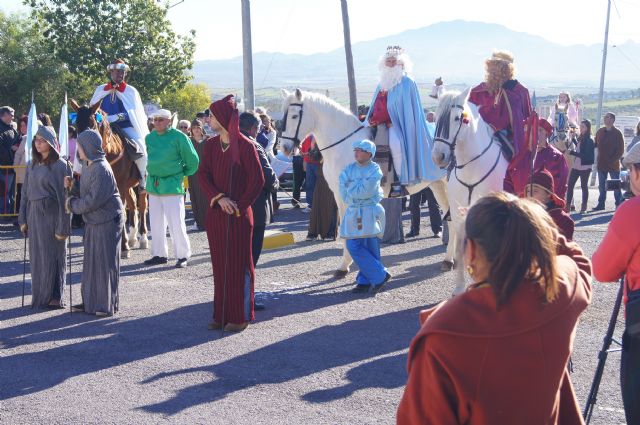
[
  {"left": 159, "top": 82, "right": 211, "bottom": 122},
  {"left": 26, "top": 0, "right": 196, "bottom": 101},
  {"left": 0, "top": 11, "right": 84, "bottom": 117}
]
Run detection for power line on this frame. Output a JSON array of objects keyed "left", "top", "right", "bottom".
[
  {"left": 612, "top": 44, "right": 640, "bottom": 73},
  {"left": 258, "top": 0, "right": 297, "bottom": 88}
]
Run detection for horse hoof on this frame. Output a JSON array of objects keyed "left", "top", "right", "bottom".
[
  {"left": 334, "top": 269, "right": 349, "bottom": 279},
  {"left": 121, "top": 250, "right": 131, "bottom": 259},
  {"left": 139, "top": 237, "right": 149, "bottom": 250},
  {"left": 440, "top": 260, "right": 454, "bottom": 272},
  {"left": 128, "top": 239, "right": 138, "bottom": 250}
]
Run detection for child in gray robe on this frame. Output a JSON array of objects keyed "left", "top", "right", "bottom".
[
  {"left": 65, "top": 129, "right": 124, "bottom": 316},
  {"left": 18, "top": 125, "right": 72, "bottom": 309}
]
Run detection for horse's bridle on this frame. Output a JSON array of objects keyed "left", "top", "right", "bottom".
[
  {"left": 435, "top": 103, "right": 502, "bottom": 204},
  {"left": 280, "top": 101, "right": 365, "bottom": 152},
  {"left": 434, "top": 104, "right": 465, "bottom": 167},
  {"left": 279, "top": 103, "right": 304, "bottom": 146}
]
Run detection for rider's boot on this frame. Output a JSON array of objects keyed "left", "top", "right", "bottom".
[{"left": 134, "top": 156, "right": 147, "bottom": 191}]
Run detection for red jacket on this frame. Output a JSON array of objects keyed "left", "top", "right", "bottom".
[
  {"left": 398, "top": 236, "right": 591, "bottom": 425},
  {"left": 593, "top": 195, "right": 640, "bottom": 305}
]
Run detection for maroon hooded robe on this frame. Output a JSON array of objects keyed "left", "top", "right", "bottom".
[
  {"left": 198, "top": 95, "right": 264, "bottom": 325},
  {"left": 469, "top": 80, "right": 533, "bottom": 195}
]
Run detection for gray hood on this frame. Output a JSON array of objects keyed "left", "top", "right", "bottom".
[{"left": 77, "top": 129, "right": 105, "bottom": 162}]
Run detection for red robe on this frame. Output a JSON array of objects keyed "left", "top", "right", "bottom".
[
  {"left": 469, "top": 80, "right": 533, "bottom": 195},
  {"left": 198, "top": 135, "right": 265, "bottom": 325},
  {"left": 397, "top": 235, "right": 591, "bottom": 425},
  {"left": 534, "top": 144, "right": 569, "bottom": 199}
]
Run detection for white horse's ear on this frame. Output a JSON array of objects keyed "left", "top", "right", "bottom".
[
  {"left": 458, "top": 87, "right": 471, "bottom": 103},
  {"left": 281, "top": 89, "right": 290, "bottom": 98},
  {"left": 295, "top": 88, "right": 302, "bottom": 101}
]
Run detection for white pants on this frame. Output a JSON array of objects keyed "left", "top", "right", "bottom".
[
  {"left": 389, "top": 125, "right": 403, "bottom": 179},
  {"left": 123, "top": 127, "right": 148, "bottom": 187},
  {"left": 149, "top": 194, "right": 191, "bottom": 259}
]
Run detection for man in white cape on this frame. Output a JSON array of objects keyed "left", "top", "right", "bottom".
[{"left": 89, "top": 59, "right": 149, "bottom": 189}]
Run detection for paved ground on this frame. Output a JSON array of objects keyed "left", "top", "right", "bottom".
[{"left": 0, "top": 188, "right": 629, "bottom": 424}]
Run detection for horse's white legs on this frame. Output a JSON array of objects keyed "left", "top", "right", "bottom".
[
  {"left": 128, "top": 210, "right": 139, "bottom": 250},
  {"left": 139, "top": 233, "right": 149, "bottom": 249},
  {"left": 335, "top": 202, "right": 352, "bottom": 276},
  {"left": 452, "top": 221, "right": 467, "bottom": 295},
  {"left": 338, "top": 240, "right": 353, "bottom": 274}
]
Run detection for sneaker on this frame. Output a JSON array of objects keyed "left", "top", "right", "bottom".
[
  {"left": 372, "top": 272, "right": 392, "bottom": 294},
  {"left": 591, "top": 205, "right": 605, "bottom": 212},
  {"left": 306, "top": 234, "right": 317, "bottom": 241},
  {"left": 144, "top": 256, "right": 168, "bottom": 265},
  {"left": 175, "top": 258, "right": 188, "bottom": 268},
  {"left": 351, "top": 284, "right": 370, "bottom": 293},
  {"left": 405, "top": 230, "right": 419, "bottom": 238},
  {"left": 71, "top": 304, "right": 85, "bottom": 312}
]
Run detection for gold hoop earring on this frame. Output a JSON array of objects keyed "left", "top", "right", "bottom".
[{"left": 466, "top": 265, "right": 475, "bottom": 277}]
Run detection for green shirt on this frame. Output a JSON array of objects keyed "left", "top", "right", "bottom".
[{"left": 145, "top": 128, "right": 200, "bottom": 195}]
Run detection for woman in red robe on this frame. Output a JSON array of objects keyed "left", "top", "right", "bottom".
[{"left": 198, "top": 95, "right": 264, "bottom": 332}]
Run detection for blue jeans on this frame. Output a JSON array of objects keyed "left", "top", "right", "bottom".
[
  {"left": 597, "top": 170, "right": 622, "bottom": 207},
  {"left": 346, "top": 237, "right": 387, "bottom": 286},
  {"left": 0, "top": 172, "right": 15, "bottom": 214},
  {"left": 305, "top": 162, "right": 319, "bottom": 208}
]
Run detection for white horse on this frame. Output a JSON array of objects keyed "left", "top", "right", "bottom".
[
  {"left": 432, "top": 88, "right": 509, "bottom": 294},
  {"left": 280, "top": 88, "right": 450, "bottom": 276}
]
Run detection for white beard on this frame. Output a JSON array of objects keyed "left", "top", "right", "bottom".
[{"left": 378, "top": 65, "right": 404, "bottom": 91}]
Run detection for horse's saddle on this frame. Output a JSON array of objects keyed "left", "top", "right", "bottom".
[
  {"left": 492, "top": 130, "right": 515, "bottom": 162},
  {"left": 373, "top": 125, "right": 392, "bottom": 195},
  {"left": 111, "top": 124, "right": 144, "bottom": 160}
]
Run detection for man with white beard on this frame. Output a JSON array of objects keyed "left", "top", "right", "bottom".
[{"left": 365, "top": 46, "right": 444, "bottom": 197}]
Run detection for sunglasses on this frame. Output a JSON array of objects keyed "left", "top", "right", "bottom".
[
  {"left": 179, "top": 126, "right": 189, "bottom": 129},
  {"left": 153, "top": 117, "right": 168, "bottom": 122}
]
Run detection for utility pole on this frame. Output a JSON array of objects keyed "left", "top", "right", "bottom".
[
  {"left": 591, "top": 0, "right": 612, "bottom": 186},
  {"left": 241, "top": 0, "right": 255, "bottom": 110},
  {"left": 341, "top": 0, "right": 358, "bottom": 115}
]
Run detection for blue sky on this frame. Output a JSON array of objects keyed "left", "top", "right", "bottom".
[{"left": 2, "top": 0, "right": 640, "bottom": 60}]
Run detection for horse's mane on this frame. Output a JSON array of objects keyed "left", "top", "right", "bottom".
[
  {"left": 435, "top": 91, "right": 461, "bottom": 140},
  {"left": 284, "top": 90, "right": 360, "bottom": 125},
  {"left": 95, "top": 110, "right": 123, "bottom": 156}
]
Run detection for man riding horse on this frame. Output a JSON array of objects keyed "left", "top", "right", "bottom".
[
  {"left": 365, "top": 46, "right": 444, "bottom": 197},
  {"left": 468, "top": 50, "right": 533, "bottom": 196},
  {"left": 89, "top": 59, "right": 148, "bottom": 191}
]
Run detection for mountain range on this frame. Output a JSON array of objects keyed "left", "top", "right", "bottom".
[{"left": 192, "top": 20, "right": 640, "bottom": 91}]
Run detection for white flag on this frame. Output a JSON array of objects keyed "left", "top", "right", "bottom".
[
  {"left": 58, "top": 93, "right": 69, "bottom": 159},
  {"left": 25, "top": 102, "right": 38, "bottom": 164}
]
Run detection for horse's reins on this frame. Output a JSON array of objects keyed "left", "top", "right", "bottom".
[
  {"left": 435, "top": 103, "right": 502, "bottom": 204},
  {"left": 280, "top": 102, "right": 365, "bottom": 152}
]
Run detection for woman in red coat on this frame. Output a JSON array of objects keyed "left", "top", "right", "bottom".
[{"left": 397, "top": 192, "right": 591, "bottom": 425}]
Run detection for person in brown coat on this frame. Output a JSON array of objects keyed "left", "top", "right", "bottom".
[
  {"left": 593, "top": 112, "right": 625, "bottom": 210},
  {"left": 397, "top": 192, "right": 592, "bottom": 425}
]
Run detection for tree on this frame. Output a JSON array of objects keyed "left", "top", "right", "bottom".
[
  {"left": 159, "top": 83, "right": 211, "bottom": 122},
  {"left": 0, "top": 12, "right": 85, "bottom": 117},
  {"left": 26, "top": 0, "right": 196, "bottom": 102}
]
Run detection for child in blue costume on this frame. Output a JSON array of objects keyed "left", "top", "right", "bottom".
[{"left": 339, "top": 139, "right": 391, "bottom": 293}]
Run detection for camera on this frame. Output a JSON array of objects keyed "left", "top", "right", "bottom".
[{"left": 606, "top": 170, "right": 634, "bottom": 199}]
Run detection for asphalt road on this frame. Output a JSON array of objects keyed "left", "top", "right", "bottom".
[{"left": 0, "top": 188, "right": 629, "bottom": 424}]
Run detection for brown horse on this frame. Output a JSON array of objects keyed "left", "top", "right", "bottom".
[{"left": 70, "top": 99, "right": 148, "bottom": 258}]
